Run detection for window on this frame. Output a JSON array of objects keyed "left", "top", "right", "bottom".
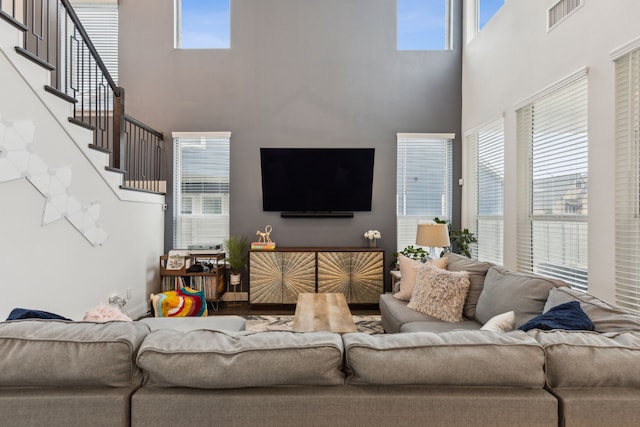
[
  {"left": 516, "top": 72, "right": 588, "bottom": 291},
  {"left": 478, "top": 0, "right": 504, "bottom": 30},
  {"left": 73, "top": 2, "right": 119, "bottom": 82},
  {"left": 175, "top": 0, "right": 230, "bottom": 49},
  {"left": 397, "top": 0, "right": 451, "bottom": 50},
  {"left": 614, "top": 46, "right": 640, "bottom": 313},
  {"left": 396, "top": 133, "right": 454, "bottom": 252},
  {"left": 173, "top": 132, "right": 231, "bottom": 249},
  {"left": 468, "top": 118, "right": 504, "bottom": 264}
]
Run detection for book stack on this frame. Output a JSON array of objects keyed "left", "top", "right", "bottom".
[{"left": 251, "top": 241, "right": 276, "bottom": 250}]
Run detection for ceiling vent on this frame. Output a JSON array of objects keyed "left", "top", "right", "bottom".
[{"left": 547, "top": 0, "right": 584, "bottom": 31}]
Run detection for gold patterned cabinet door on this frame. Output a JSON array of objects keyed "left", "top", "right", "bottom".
[
  {"left": 317, "top": 252, "right": 354, "bottom": 301},
  {"left": 281, "top": 252, "right": 316, "bottom": 303},
  {"left": 249, "top": 251, "right": 284, "bottom": 304},
  {"left": 350, "top": 251, "right": 384, "bottom": 303}
]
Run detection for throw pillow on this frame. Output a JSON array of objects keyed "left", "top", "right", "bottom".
[
  {"left": 518, "top": 301, "right": 595, "bottom": 332},
  {"left": 480, "top": 311, "right": 515, "bottom": 332},
  {"left": 407, "top": 264, "right": 470, "bottom": 322},
  {"left": 151, "top": 286, "right": 208, "bottom": 317},
  {"left": 393, "top": 255, "right": 448, "bottom": 301}
]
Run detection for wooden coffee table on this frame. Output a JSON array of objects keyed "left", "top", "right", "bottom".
[{"left": 292, "top": 293, "right": 357, "bottom": 334}]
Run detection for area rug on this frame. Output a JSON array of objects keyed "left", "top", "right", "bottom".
[{"left": 244, "top": 315, "right": 384, "bottom": 335}]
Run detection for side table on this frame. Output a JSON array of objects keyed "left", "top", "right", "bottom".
[{"left": 390, "top": 270, "right": 401, "bottom": 294}]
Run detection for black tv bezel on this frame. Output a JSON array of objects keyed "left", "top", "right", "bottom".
[{"left": 259, "top": 147, "right": 375, "bottom": 217}]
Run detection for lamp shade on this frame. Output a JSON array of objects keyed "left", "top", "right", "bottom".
[{"left": 416, "top": 223, "right": 450, "bottom": 248}]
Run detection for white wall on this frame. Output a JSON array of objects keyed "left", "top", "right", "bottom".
[
  {"left": 0, "top": 21, "right": 165, "bottom": 320},
  {"left": 462, "top": 0, "right": 640, "bottom": 303}
]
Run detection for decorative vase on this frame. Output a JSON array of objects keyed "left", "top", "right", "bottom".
[{"left": 369, "top": 239, "right": 377, "bottom": 248}]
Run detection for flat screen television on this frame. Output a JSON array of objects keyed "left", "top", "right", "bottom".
[{"left": 260, "top": 148, "right": 375, "bottom": 217}]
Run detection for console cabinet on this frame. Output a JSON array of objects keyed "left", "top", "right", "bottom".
[{"left": 249, "top": 247, "right": 384, "bottom": 304}]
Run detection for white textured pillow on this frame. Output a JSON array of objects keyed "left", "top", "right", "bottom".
[
  {"left": 407, "top": 264, "right": 470, "bottom": 322},
  {"left": 393, "top": 256, "right": 448, "bottom": 301},
  {"left": 480, "top": 311, "right": 515, "bottom": 332}
]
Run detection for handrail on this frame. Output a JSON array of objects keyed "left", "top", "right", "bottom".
[{"left": 124, "top": 114, "right": 165, "bottom": 139}]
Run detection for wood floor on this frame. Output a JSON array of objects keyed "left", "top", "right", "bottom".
[{"left": 208, "top": 301, "right": 380, "bottom": 316}]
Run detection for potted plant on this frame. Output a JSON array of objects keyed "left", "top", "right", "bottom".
[
  {"left": 224, "top": 235, "right": 249, "bottom": 286},
  {"left": 391, "top": 245, "right": 429, "bottom": 268}
]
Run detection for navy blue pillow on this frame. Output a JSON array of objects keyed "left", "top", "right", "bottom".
[
  {"left": 6, "top": 308, "right": 71, "bottom": 321},
  {"left": 518, "top": 301, "right": 594, "bottom": 332}
]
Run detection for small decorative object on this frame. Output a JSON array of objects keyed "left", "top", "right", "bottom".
[
  {"left": 256, "top": 224, "right": 273, "bottom": 243},
  {"left": 83, "top": 303, "right": 132, "bottom": 322},
  {"left": 364, "top": 229, "right": 381, "bottom": 248},
  {"left": 252, "top": 225, "right": 276, "bottom": 249}
]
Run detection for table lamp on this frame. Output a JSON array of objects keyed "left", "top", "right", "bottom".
[{"left": 416, "top": 223, "right": 450, "bottom": 259}]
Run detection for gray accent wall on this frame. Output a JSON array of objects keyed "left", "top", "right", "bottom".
[{"left": 118, "top": 0, "right": 462, "bottom": 291}]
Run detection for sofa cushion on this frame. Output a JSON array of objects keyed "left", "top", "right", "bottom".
[
  {"left": 137, "top": 330, "right": 345, "bottom": 388},
  {"left": 529, "top": 330, "right": 640, "bottom": 387},
  {"left": 399, "top": 319, "right": 482, "bottom": 333},
  {"left": 0, "top": 320, "right": 148, "bottom": 388},
  {"left": 444, "top": 253, "right": 493, "bottom": 319},
  {"left": 407, "top": 265, "right": 470, "bottom": 322},
  {"left": 544, "top": 287, "right": 640, "bottom": 332},
  {"left": 380, "top": 294, "right": 458, "bottom": 334},
  {"left": 393, "top": 255, "right": 447, "bottom": 301},
  {"left": 519, "top": 301, "right": 594, "bottom": 332},
  {"left": 475, "top": 266, "right": 567, "bottom": 328},
  {"left": 343, "top": 330, "right": 545, "bottom": 388}
]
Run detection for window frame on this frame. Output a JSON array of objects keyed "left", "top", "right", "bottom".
[
  {"left": 172, "top": 132, "right": 231, "bottom": 250},
  {"left": 396, "top": 133, "right": 454, "bottom": 253},
  {"left": 515, "top": 70, "right": 589, "bottom": 291},
  {"left": 613, "top": 43, "right": 640, "bottom": 313},
  {"left": 174, "top": 0, "right": 231, "bottom": 49},
  {"left": 397, "top": 0, "right": 453, "bottom": 51},
  {"left": 467, "top": 117, "right": 504, "bottom": 264}
]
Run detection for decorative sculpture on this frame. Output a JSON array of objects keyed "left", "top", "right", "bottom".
[{"left": 256, "top": 225, "right": 273, "bottom": 243}]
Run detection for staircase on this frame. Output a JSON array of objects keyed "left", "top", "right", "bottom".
[
  {"left": 0, "top": 0, "right": 167, "bottom": 198},
  {"left": 0, "top": 1, "right": 166, "bottom": 320}
]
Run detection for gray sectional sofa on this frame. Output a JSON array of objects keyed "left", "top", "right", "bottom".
[{"left": 1, "top": 254, "right": 640, "bottom": 426}]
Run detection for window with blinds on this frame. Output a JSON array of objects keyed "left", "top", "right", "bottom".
[
  {"left": 173, "top": 133, "right": 231, "bottom": 249},
  {"left": 615, "top": 47, "right": 640, "bottom": 313},
  {"left": 396, "top": 133, "right": 453, "bottom": 252},
  {"left": 72, "top": 3, "right": 119, "bottom": 83},
  {"left": 516, "top": 72, "right": 588, "bottom": 291},
  {"left": 467, "top": 118, "right": 504, "bottom": 264}
]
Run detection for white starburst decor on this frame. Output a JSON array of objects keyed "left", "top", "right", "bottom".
[{"left": 0, "top": 115, "right": 108, "bottom": 246}]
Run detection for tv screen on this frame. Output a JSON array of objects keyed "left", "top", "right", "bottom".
[{"left": 260, "top": 148, "right": 375, "bottom": 214}]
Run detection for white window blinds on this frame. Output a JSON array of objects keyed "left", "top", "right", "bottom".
[
  {"left": 396, "top": 133, "right": 453, "bottom": 252},
  {"left": 73, "top": 3, "right": 119, "bottom": 83},
  {"left": 615, "top": 47, "right": 640, "bottom": 313},
  {"left": 468, "top": 118, "right": 504, "bottom": 264},
  {"left": 516, "top": 73, "right": 588, "bottom": 291},
  {"left": 173, "top": 133, "right": 231, "bottom": 249}
]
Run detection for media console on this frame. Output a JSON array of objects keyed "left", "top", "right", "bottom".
[{"left": 248, "top": 247, "right": 384, "bottom": 305}]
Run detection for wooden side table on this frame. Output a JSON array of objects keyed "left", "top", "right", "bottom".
[{"left": 390, "top": 270, "right": 401, "bottom": 294}]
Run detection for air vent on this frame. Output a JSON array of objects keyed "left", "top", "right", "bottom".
[{"left": 547, "top": 0, "right": 584, "bottom": 31}]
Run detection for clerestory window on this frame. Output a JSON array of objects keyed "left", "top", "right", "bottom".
[
  {"left": 397, "top": 0, "right": 452, "bottom": 51},
  {"left": 175, "top": 0, "right": 230, "bottom": 49}
]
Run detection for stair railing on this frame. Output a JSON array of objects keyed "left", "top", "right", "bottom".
[{"left": 0, "top": 0, "right": 166, "bottom": 194}]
